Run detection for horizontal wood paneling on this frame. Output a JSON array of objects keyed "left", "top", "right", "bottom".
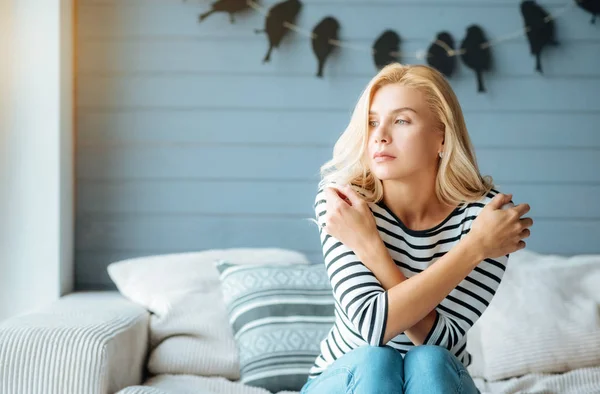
[
  {"left": 76, "top": 145, "right": 600, "bottom": 183},
  {"left": 77, "top": 75, "right": 600, "bottom": 111},
  {"left": 74, "top": 216, "right": 600, "bottom": 258},
  {"left": 75, "top": 0, "right": 600, "bottom": 289},
  {"left": 76, "top": 214, "right": 322, "bottom": 251},
  {"left": 76, "top": 180, "right": 600, "bottom": 219},
  {"left": 76, "top": 110, "right": 600, "bottom": 148},
  {"left": 77, "top": 39, "right": 600, "bottom": 78}
]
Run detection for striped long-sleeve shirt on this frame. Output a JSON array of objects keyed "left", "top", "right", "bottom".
[{"left": 308, "top": 187, "right": 510, "bottom": 379}]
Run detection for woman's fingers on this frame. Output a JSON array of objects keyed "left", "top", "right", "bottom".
[
  {"left": 324, "top": 187, "right": 344, "bottom": 208},
  {"left": 325, "top": 186, "right": 351, "bottom": 207},
  {"left": 341, "top": 184, "right": 363, "bottom": 207},
  {"left": 519, "top": 217, "right": 534, "bottom": 229},
  {"left": 488, "top": 193, "right": 513, "bottom": 209},
  {"left": 513, "top": 203, "right": 531, "bottom": 217},
  {"left": 324, "top": 187, "right": 340, "bottom": 201},
  {"left": 519, "top": 228, "right": 531, "bottom": 239}
]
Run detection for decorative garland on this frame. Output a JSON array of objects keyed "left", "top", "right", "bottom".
[{"left": 197, "top": 0, "right": 599, "bottom": 93}]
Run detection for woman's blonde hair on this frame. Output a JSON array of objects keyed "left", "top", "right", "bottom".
[{"left": 318, "top": 62, "right": 494, "bottom": 207}]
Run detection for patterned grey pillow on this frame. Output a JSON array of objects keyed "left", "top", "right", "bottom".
[{"left": 214, "top": 261, "right": 335, "bottom": 393}]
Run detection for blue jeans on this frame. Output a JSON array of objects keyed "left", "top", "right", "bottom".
[{"left": 300, "top": 345, "right": 480, "bottom": 394}]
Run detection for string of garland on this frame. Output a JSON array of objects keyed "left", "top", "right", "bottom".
[{"left": 197, "top": 0, "right": 599, "bottom": 92}]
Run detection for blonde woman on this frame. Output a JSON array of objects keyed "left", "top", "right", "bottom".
[{"left": 301, "top": 63, "right": 533, "bottom": 394}]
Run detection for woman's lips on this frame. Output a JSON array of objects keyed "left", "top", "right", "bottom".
[{"left": 374, "top": 155, "right": 396, "bottom": 162}]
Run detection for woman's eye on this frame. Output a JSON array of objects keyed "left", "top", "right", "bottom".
[{"left": 369, "top": 119, "right": 406, "bottom": 127}]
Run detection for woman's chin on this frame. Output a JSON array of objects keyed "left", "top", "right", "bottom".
[{"left": 373, "top": 170, "right": 405, "bottom": 181}]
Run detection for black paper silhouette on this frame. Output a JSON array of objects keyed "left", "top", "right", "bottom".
[
  {"left": 255, "top": 0, "right": 303, "bottom": 63},
  {"left": 460, "top": 25, "right": 492, "bottom": 93},
  {"left": 373, "top": 30, "right": 401, "bottom": 70},
  {"left": 520, "top": 0, "right": 558, "bottom": 74},
  {"left": 198, "top": 0, "right": 251, "bottom": 24},
  {"left": 311, "top": 17, "right": 340, "bottom": 78},
  {"left": 576, "top": 0, "right": 600, "bottom": 24},
  {"left": 426, "top": 32, "right": 457, "bottom": 78}
]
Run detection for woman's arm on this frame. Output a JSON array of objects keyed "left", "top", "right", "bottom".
[
  {"left": 314, "top": 190, "right": 391, "bottom": 346},
  {"left": 356, "top": 235, "right": 484, "bottom": 344},
  {"left": 315, "top": 187, "right": 477, "bottom": 347},
  {"left": 354, "top": 239, "right": 438, "bottom": 345},
  {"left": 317, "top": 186, "right": 529, "bottom": 348},
  {"left": 353, "top": 189, "right": 522, "bottom": 347}
]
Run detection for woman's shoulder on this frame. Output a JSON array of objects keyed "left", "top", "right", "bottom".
[
  {"left": 314, "top": 183, "right": 336, "bottom": 201},
  {"left": 462, "top": 187, "right": 505, "bottom": 215},
  {"left": 315, "top": 186, "right": 326, "bottom": 201},
  {"left": 314, "top": 187, "right": 328, "bottom": 215},
  {"left": 314, "top": 183, "right": 355, "bottom": 205}
]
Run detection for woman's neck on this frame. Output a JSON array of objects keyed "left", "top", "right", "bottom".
[{"left": 381, "top": 179, "right": 456, "bottom": 231}]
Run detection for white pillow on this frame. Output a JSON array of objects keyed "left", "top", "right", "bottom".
[
  {"left": 466, "top": 249, "right": 600, "bottom": 381},
  {"left": 107, "top": 248, "right": 311, "bottom": 316},
  {"left": 107, "top": 248, "right": 312, "bottom": 379}
]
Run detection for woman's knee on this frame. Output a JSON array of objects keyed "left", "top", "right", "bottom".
[
  {"left": 346, "top": 346, "right": 404, "bottom": 382},
  {"left": 303, "top": 347, "right": 404, "bottom": 394},
  {"left": 348, "top": 346, "right": 405, "bottom": 392},
  {"left": 404, "top": 346, "right": 479, "bottom": 393},
  {"left": 351, "top": 345, "right": 405, "bottom": 371},
  {"left": 404, "top": 345, "right": 457, "bottom": 372}
]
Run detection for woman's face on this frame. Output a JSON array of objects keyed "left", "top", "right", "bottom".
[{"left": 365, "top": 83, "right": 444, "bottom": 182}]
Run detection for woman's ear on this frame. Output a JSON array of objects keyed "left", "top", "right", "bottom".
[
  {"left": 439, "top": 123, "right": 446, "bottom": 144},
  {"left": 436, "top": 133, "right": 445, "bottom": 159}
]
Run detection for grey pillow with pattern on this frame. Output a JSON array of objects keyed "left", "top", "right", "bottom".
[{"left": 214, "top": 261, "right": 335, "bottom": 393}]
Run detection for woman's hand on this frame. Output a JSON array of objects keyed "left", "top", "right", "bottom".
[
  {"left": 467, "top": 193, "right": 533, "bottom": 260},
  {"left": 322, "top": 184, "right": 379, "bottom": 253}
]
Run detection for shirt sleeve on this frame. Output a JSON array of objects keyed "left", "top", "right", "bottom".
[
  {"left": 314, "top": 188, "right": 389, "bottom": 346},
  {"left": 423, "top": 193, "right": 511, "bottom": 351},
  {"left": 423, "top": 255, "right": 509, "bottom": 349}
]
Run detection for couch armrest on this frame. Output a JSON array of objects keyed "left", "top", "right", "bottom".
[{"left": 0, "top": 291, "right": 150, "bottom": 394}]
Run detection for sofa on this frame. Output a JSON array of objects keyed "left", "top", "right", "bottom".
[{"left": 1, "top": 248, "right": 599, "bottom": 394}]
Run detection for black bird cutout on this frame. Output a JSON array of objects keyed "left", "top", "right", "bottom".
[
  {"left": 575, "top": 0, "right": 600, "bottom": 24},
  {"left": 255, "top": 0, "right": 303, "bottom": 63},
  {"left": 311, "top": 17, "right": 340, "bottom": 78},
  {"left": 198, "top": 0, "right": 251, "bottom": 24},
  {"left": 460, "top": 25, "right": 492, "bottom": 93},
  {"left": 373, "top": 30, "right": 401, "bottom": 70},
  {"left": 426, "top": 31, "right": 457, "bottom": 78},
  {"left": 520, "top": 0, "right": 558, "bottom": 74}
]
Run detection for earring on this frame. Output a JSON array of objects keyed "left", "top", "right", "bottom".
[{"left": 439, "top": 151, "right": 444, "bottom": 158}]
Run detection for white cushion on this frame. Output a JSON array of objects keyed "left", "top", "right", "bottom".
[
  {"left": 0, "top": 291, "right": 149, "bottom": 394},
  {"left": 466, "top": 249, "right": 600, "bottom": 381},
  {"left": 107, "top": 248, "right": 311, "bottom": 379}
]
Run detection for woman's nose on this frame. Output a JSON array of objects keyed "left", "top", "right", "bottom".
[{"left": 373, "top": 127, "right": 390, "bottom": 143}]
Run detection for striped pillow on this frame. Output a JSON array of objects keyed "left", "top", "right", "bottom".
[{"left": 215, "top": 261, "right": 335, "bottom": 393}]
